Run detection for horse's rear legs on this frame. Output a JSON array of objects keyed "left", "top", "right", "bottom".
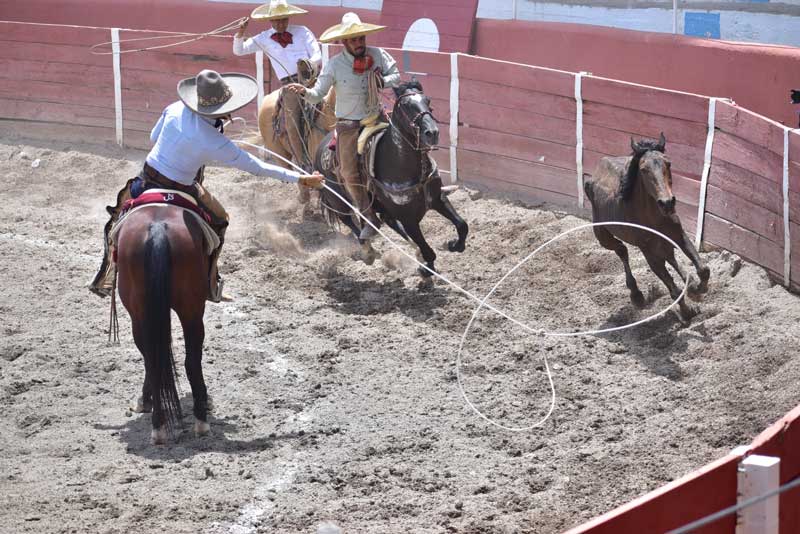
[
  {"left": 181, "top": 316, "right": 210, "bottom": 437},
  {"left": 594, "top": 228, "right": 644, "bottom": 307},
  {"left": 431, "top": 194, "right": 468, "bottom": 252}
]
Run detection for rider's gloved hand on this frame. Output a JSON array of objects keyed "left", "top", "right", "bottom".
[{"left": 298, "top": 172, "right": 325, "bottom": 190}]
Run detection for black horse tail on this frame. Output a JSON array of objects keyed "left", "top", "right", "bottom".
[{"left": 143, "top": 221, "right": 182, "bottom": 433}]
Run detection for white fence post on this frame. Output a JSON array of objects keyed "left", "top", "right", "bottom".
[
  {"left": 736, "top": 455, "right": 780, "bottom": 534},
  {"left": 695, "top": 97, "right": 717, "bottom": 250},
  {"left": 575, "top": 72, "right": 586, "bottom": 208},
  {"left": 783, "top": 127, "right": 792, "bottom": 287},
  {"left": 111, "top": 28, "right": 123, "bottom": 147},
  {"left": 256, "top": 50, "right": 264, "bottom": 111},
  {"left": 449, "top": 52, "right": 459, "bottom": 185}
]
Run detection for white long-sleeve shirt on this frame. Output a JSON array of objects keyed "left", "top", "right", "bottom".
[
  {"left": 305, "top": 46, "right": 401, "bottom": 121},
  {"left": 233, "top": 25, "right": 321, "bottom": 80},
  {"left": 145, "top": 101, "right": 300, "bottom": 185}
]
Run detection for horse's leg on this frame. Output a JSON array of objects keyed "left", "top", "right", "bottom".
[
  {"left": 404, "top": 221, "right": 437, "bottom": 277},
  {"left": 594, "top": 227, "right": 644, "bottom": 307},
  {"left": 674, "top": 230, "right": 710, "bottom": 296},
  {"left": 180, "top": 315, "right": 210, "bottom": 437},
  {"left": 130, "top": 322, "right": 153, "bottom": 414},
  {"left": 431, "top": 194, "right": 468, "bottom": 252},
  {"left": 642, "top": 249, "right": 697, "bottom": 322}
]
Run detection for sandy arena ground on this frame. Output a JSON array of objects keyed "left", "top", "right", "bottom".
[{"left": 1, "top": 134, "right": 800, "bottom": 534}]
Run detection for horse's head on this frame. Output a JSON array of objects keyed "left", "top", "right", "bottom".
[
  {"left": 392, "top": 80, "right": 439, "bottom": 150},
  {"left": 627, "top": 133, "right": 675, "bottom": 215}
]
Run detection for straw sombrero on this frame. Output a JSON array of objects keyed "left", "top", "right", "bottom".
[
  {"left": 177, "top": 70, "right": 258, "bottom": 118},
  {"left": 319, "top": 12, "right": 386, "bottom": 43},
  {"left": 250, "top": 0, "right": 307, "bottom": 21}
]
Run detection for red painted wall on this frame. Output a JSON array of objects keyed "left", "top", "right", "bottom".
[{"left": 473, "top": 19, "right": 800, "bottom": 129}]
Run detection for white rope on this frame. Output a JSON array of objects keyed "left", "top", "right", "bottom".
[
  {"left": 235, "top": 140, "right": 691, "bottom": 432},
  {"left": 90, "top": 18, "right": 245, "bottom": 55}
]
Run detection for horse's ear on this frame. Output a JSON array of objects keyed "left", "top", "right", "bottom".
[
  {"left": 630, "top": 137, "right": 637, "bottom": 152},
  {"left": 393, "top": 85, "right": 403, "bottom": 98},
  {"left": 658, "top": 132, "right": 666, "bottom": 151}
]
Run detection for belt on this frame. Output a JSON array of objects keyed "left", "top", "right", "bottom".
[
  {"left": 142, "top": 163, "right": 196, "bottom": 196},
  {"left": 280, "top": 74, "right": 299, "bottom": 85}
]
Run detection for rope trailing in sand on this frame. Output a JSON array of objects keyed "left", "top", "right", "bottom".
[{"left": 235, "top": 140, "right": 690, "bottom": 432}]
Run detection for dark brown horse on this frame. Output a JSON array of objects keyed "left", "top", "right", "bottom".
[
  {"left": 583, "top": 134, "right": 710, "bottom": 322},
  {"left": 115, "top": 204, "right": 211, "bottom": 444},
  {"left": 314, "top": 80, "right": 469, "bottom": 276}
]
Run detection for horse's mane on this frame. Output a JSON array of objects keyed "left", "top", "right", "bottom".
[
  {"left": 620, "top": 136, "right": 666, "bottom": 201},
  {"left": 395, "top": 80, "right": 424, "bottom": 97}
]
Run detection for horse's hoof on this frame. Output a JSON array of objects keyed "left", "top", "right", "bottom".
[
  {"left": 194, "top": 419, "right": 211, "bottom": 437},
  {"left": 679, "top": 304, "right": 699, "bottom": 324},
  {"left": 417, "top": 276, "right": 434, "bottom": 290},
  {"left": 131, "top": 396, "right": 152, "bottom": 414},
  {"left": 150, "top": 426, "right": 168, "bottom": 445},
  {"left": 630, "top": 290, "right": 646, "bottom": 308},
  {"left": 447, "top": 239, "right": 465, "bottom": 253},
  {"left": 418, "top": 265, "right": 436, "bottom": 278}
]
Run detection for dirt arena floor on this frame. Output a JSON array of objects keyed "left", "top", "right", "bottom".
[{"left": 2, "top": 134, "right": 800, "bottom": 534}]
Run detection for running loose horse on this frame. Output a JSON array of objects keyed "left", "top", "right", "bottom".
[
  {"left": 115, "top": 204, "right": 211, "bottom": 444},
  {"left": 314, "top": 80, "right": 469, "bottom": 276},
  {"left": 583, "top": 134, "right": 710, "bottom": 323}
]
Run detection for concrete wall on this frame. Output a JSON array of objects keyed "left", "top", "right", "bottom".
[
  {"left": 472, "top": 19, "right": 800, "bottom": 129},
  {"left": 477, "top": 0, "right": 800, "bottom": 47}
]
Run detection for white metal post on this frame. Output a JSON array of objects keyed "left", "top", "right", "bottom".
[
  {"left": 575, "top": 72, "right": 586, "bottom": 208},
  {"left": 449, "top": 53, "right": 460, "bottom": 185},
  {"left": 695, "top": 97, "right": 717, "bottom": 250},
  {"left": 673, "top": 0, "right": 678, "bottom": 34},
  {"left": 256, "top": 50, "right": 265, "bottom": 112},
  {"left": 111, "top": 28, "right": 123, "bottom": 147},
  {"left": 736, "top": 455, "right": 780, "bottom": 534}
]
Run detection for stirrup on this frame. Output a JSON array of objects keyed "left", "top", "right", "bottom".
[
  {"left": 208, "top": 277, "right": 224, "bottom": 303},
  {"left": 89, "top": 284, "right": 112, "bottom": 298}
]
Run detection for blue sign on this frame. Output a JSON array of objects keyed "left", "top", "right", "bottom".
[{"left": 684, "top": 12, "right": 721, "bottom": 39}]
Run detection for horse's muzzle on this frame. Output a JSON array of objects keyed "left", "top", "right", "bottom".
[
  {"left": 422, "top": 128, "right": 439, "bottom": 148},
  {"left": 657, "top": 196, "right": 676, "bottom": 214}
]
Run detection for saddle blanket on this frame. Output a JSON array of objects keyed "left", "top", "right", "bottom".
[{"left": 109, "top": 189, "right": 220, "bottom": 255}]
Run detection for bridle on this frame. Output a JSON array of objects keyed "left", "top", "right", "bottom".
[{"left": 391, "top": 90, "right": 436, "bottom": 152}]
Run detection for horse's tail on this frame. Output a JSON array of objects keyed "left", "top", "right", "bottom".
[{"left": 143, "top": 221, "right": 182, "bottom": 433}]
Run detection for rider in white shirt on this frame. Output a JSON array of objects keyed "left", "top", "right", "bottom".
[
  {"left": 90, "top": 70, "right": 323, "bottom": 302},
  {"left": 233, "top": 0, "right": 322, "bottom": 172}
]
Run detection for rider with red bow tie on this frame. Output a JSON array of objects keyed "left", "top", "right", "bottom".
[
  {"left": 234, "top": 0, "right": 321, "bottom": 172},
  {"left": 287, "top": 13, "right": 400, "bottom": 241}
]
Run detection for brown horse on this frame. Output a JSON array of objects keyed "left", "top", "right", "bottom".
[
  {"left": 115, "top": 204, "right": 211, "bottom": 444},
  {"left": 257, "top": 86, "right": 336, "bottom": 201},
  {"left": 583, "top": 134, "right": 710, "bottom": 323}
]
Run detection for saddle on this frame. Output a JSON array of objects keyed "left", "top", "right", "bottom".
[
  {"left": 109, "top": 189, "right": 220, "bottom": 256},
  {"left": 327, "top": 114, "right": 390, "bottom": 181}
]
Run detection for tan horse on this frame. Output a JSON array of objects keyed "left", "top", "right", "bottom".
[{"left": 257, "top": 87, "right": 336, "bottom": 202}]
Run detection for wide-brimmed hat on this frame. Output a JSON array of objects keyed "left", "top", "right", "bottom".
[
  {"left": 250, "top": 0, "right": 307, "bottom": 21},
  {"left": 177, "top": 70, "right": 258, "bottom": 118},
  {"left": 319, "top": 12, "right": 386, "bottom": 43}
]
